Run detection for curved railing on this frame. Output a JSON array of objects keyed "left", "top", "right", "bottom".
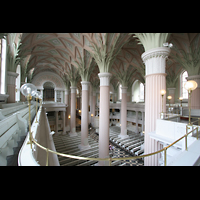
[{"left": 31, "top": 117, "right": 199, "bottom": 166}]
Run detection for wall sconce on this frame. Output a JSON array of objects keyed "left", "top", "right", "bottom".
[
  {"left": 184, "top": 80, "right": 198, "bottom": 125},
  {"left": 160, "top": 89, "right": 166, "bottom": 113},
  {"left": 68, "top": 115, "right": 71, "bottom": 119},
  {"left": 167, "top": 96, "right": 172, "bottom": 112},
  {"left": 20, "top": 83, "right": 37, "bottom": 149},
  {"left": 179, "top": 97, "right": 183, "bottom": 107},
  {"left": 91, "top": 114, "right": 93, "bottom": 117},
  {"left": 79, "top": 110, "right": 81, "bottom": 113}
]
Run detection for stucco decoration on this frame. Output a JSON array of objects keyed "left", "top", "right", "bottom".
[{"left": 31, "top": 72, "right": 65, "bottom": 90}]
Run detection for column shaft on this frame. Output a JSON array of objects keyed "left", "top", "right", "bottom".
[
  {"left": 69, "top": 86, "right": 77, "bottom": 137},
  {"left": 98, "top": 73, "right": 112, "bottom": 166},
  {"left": 142, "top": 47, "right": 170, "bottom": 166},
  {"left": 119, "top": 87, "right": 129, "bottom": 138},
  {"left": 79, "top": 81, "right": 90, "bottom": 150}
]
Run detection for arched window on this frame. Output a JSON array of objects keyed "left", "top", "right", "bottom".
[
  {"left": 139, "top": 82, "right": 144, "bottom": 101},
  {"left": 180, "top": 71, "right": 188, "bottom": 99},
  {"left": 118, "top": 84, "right": 122, "bottom": 100},
  {"left": 132, "top": 80, "right": 144, "bottom": 102}
]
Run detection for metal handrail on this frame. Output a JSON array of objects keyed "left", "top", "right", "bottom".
[{"left": 31, "top": 119, "right": 199, "bottom": 166}]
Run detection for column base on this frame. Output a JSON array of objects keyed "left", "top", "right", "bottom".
[
  {"left": 118, "top": 134, "right": 130, "bottom": 139},
  {"left": 78, "top": 144, "right": 91, "bottom": 151},
  {"left": 69, "top": 132, "right": 78, "bottom": 137}
]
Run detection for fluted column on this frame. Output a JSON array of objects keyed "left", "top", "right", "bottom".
[
  {"left": 78, "top": 81, "right": 91, "bottom": 150},
  {"left": 141, "top": 47, "right": 170, "bottom": 166},
  {"left": 69, "top": 86, "right": 77, "bottom": 137},
  {"left": 187, "top": 75, "right": 200, "bottom": 109},
  {"left": 98, "top": 72, "right": 112, "bottom": 166},
  {"left": 118, "top": 86, "right": 129, "bottom": 139}
]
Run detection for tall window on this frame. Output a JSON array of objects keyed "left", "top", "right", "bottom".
[
  {"left": 1, "top": 38, "right": 6, "bottom": 94},
  {"left": 119, "top": 84, "right": 122, "bottom": 100},
  {"left": 180, "top": 71, "right": 188, "bottom": 99},
  {"left": 139, "top": 83, "right": 144, "bottom": 101}
]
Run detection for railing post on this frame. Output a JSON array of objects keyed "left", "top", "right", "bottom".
[
  {"left": 185, "top": 135, "right": 188, "bottom": 151},
  {"left": 109, "top": 157, "right": 112, "bottom": 166},
  {"left": 46, "top": 148, "right": 49, "bottom": 166},
  {"left": 197, "top": 127, "right": 199, "bottom": 140},
  {"left": 164, "top": 148, "right": 167, "bottom": 166}
]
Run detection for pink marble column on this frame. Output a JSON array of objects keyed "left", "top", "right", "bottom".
[
  {"left": 98, "top": 72, "right": 112, "bottom": 166},
  {"left": 7, "top": 71, "right": 19, "bottom": 103},
  {"left": 69, "top": 86, "right": 77, "bottom": 137},
  {"left": 78, "top": 81, "right": 91, "bottom": 150},
  {"left": 91, "top": 91, "right": 96, "bottom": 126},
  {"left": 118, "top": 86, "right": 129, "bottom": 139},
  {"left": 65, "top": 89, "right": 70, "bottom": 131},
  {"left": 141, "top": 47, "right": 170, "bottom": 166},
  {"left": 187, "top": 75, "right": 200, "bottom": 109}
]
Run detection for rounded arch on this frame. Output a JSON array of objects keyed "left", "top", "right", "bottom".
[
  {"left": 43, "top": 81, "right": 56, "bottom": 89},
  {"left": 31, "top": 72, "right": 66, "bottom": 90}
]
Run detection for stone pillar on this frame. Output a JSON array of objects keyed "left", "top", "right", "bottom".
[
  {"left": 127, "top": 92, "right": 131, "bottom": 102},
  {"left": 62, "top": 111, "right": 66, "bottom": 134},
  {"left": 187, "top": 75, "right": 200, "bottom": 109},
  {"left": 135, "top": 111, "right": 139, "bottom": 134},
  {"left": 141, "top": 47, "right": 170, "bottom": 166},
  {"left": 118, "top": 86, "right": 129, "bottom": 139},
  {"left": 65, "top": 89, "right": 70, "bottom": 131},
  {"left": 113, "top": 92, "right": 117, "bottom": 103},
  {"left": 142, "top": 112, "right": 145, "bottom": 132},
  {"left": 55, "top": 111, "right": 58, "bottom": 134},
  {"left": 78, "top": 81, "right": 91, "bottom": 150},
  {"left": 7, "top": 71, "right": 19, "bottom": 103},
  {"left": 167, "top": 88, "right": 176, "bottom": 104},
  {"left": 54, "top": 89, "right": 57, "bottom": 102},
  {"left": 91, "top": 91, "right": 96, "bottom": 126},
  {"left": 61, "top": 90, "right": 64, "bottom": 103},
  {"left": 98, "top": 72, "right": 112, "bottom": 166},
  {"left": 69, "top": 86, "right": 77, "bottom": 137}
]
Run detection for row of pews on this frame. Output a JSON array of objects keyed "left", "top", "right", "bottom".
[
  {"left": 0, "top": 102, "right": 36, "bottom": 166},
  {"left": 109, "top": 126, "right": 144, "bottom": 156},
  {"left": 53, "top": 130, "right": 100, "bottom": 166},
  {"left": 52, "top": 126, "right": 144, "bottom": 166}
]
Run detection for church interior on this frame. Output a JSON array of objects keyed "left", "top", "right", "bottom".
[{"left": 0, "top": 33, "right": 200, "bottom": 166}]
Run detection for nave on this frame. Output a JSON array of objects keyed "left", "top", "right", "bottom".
[{"left": 53, "top": 126, "right": 144, "bottom": 166}]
